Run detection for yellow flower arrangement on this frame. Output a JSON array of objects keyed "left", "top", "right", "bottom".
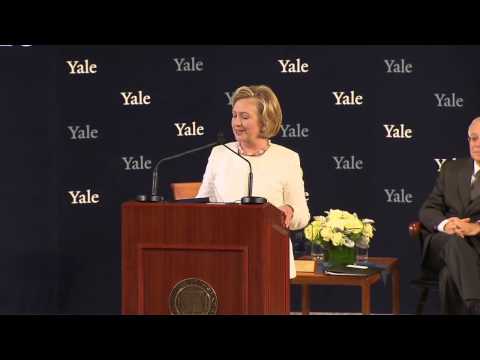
[{"left": 304, "top": 209, "right": 375, "bottom": 248}]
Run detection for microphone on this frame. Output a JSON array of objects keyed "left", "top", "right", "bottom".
[
  {"left": 221, "top": 142, "right": 267, "bottom": 205},
  {"left": 136, "top": 133, "right": 224, "bottom": 202}
]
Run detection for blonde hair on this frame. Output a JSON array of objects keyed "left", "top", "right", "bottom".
[{"left": 231, "top": 85, "right": 282, "bottom": 138}]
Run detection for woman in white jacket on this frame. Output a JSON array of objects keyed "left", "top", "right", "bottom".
[{"left": 197, "top": 85, "right": 311, "bottom": 279}]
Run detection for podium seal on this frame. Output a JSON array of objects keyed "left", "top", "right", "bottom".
[{"left": 169, "top": 278, "right": 218, "bottom": 315}]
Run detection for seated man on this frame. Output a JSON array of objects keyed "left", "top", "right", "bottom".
[{"left": 419, "top": 116, "right": 480, "bottom": 314}]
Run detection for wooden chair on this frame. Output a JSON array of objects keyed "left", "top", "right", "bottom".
[
  {"left": 408, "top": 221, "right": 439, "bottom": 314},
  {"left": 170, "top": 182, "right": 202, "bottom": 200}
]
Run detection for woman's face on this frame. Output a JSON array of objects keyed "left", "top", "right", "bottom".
[{"left": 231, "top": 98, "right": 262, "bottom": 143}]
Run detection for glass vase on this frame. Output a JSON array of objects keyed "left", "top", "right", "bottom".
[
  {"left": 356, "top": 243, "right": 369, "bottom": 265},
  {"left": 311, "top": 242, "right": 326, "bottom": 264}
]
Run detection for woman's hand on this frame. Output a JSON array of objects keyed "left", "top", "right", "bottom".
[{"left": 279, "top": 205, "right": 294, "bottom": 228}]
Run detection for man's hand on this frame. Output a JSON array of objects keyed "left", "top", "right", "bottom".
[
  {"left": 444, "top": 217, "right": 462, "bottom": 235},
  {"left": 452, "top": 218, "right": 480, "bottom": 238},
  {"left": 445, "top": 217, "right": 480, "bottom": 238}
]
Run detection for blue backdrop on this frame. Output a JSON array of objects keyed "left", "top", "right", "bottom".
[{"left": 2, "top": 45, "right": 480, "bottom": 314}]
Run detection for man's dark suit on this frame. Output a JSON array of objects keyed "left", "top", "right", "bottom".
[{"left": 419, "top": 158, "right": 480, "bottom": 314}]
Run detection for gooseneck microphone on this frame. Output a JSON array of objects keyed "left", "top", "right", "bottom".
[
  {"left": 220, "top": 142, "right": 267, "bottom": 205},
  {"left": 136, "top": 134, "right": 224, "bottom": 202}
]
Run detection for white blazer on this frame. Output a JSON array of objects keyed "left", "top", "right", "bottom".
[{"left": 197, "top": 141, "right": 311, "bottom": 278}]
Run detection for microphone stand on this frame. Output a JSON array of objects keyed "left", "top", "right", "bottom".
[
  {"left": 221, "top": 144, "right": 267, "bottom": 205},
  {"left": 136, "top": 141, "right": 217, "bottom": 202}
]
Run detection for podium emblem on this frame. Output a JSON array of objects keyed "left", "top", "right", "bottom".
[{"left": 169, "top": 278, "right": 218, "bottom": 315}]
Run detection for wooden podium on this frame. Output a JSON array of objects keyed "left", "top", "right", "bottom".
[{"left": 122, "top": 201, "right": 290, "bottom": 315}]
